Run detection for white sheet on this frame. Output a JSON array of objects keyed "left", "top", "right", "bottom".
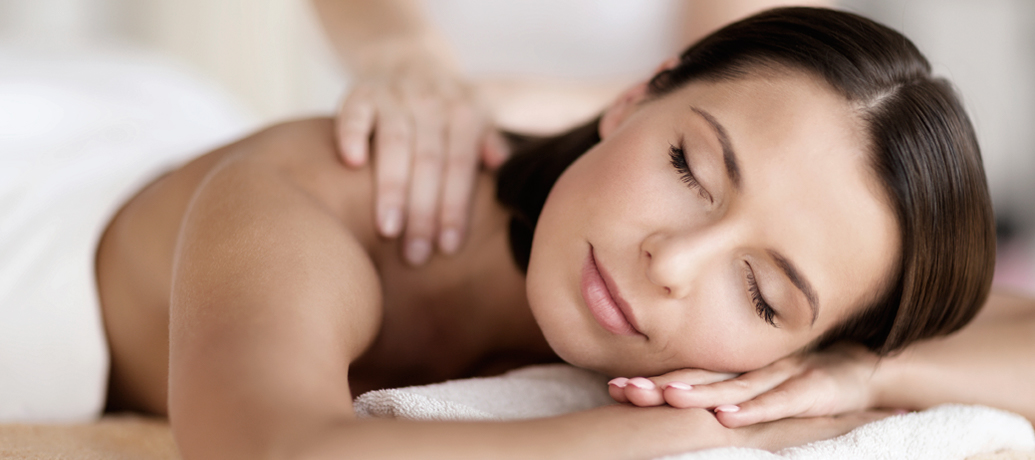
[{"left": 0, "top": 45, "right": 252, "bottom": 422}]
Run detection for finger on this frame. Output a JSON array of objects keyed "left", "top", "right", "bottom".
[
  {"left": 436, "top": 104, "right": 483, "bottom": 254},
  {"left": 663, "top": 359, "right": 801, "bottom": 409},
  {"left": 479, "top": 128, "right": 511, "bottom": 169},
  {"left": 609, "top": 369, "right": 736, "bottom": 409},
  {"left": 714, "top": 379, "right": 813, "bottom": 428},
  {"left": 622, "top": 377, "right": 665, "bottom": 407},
  {"left": 650, "top": 368, "right": 740, "bottom": 387},
  {"left": 607, "top": 378, "right": 631, "bottom": 404},
  {"left": 336, "top": 86, "right": 377, "bottom": 167},
  {"left": 373, "top": 91, "right": 412, "bottom": 238},
  {"left": 402, "top": 95, "right": 447, "bottom": 265}
]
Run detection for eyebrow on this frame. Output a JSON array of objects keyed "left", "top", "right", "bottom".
[
  {"left": 768, "top": 249, "right": 820, "bottom": 326},
  {"left": 689, "top": 106, "right": 741, "bottom": 190},
  {"left": 687, "top": 107, "right": 817, "bottom": 323}
]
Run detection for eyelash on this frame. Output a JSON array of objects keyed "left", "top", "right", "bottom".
[
  {"left": 746, "top": 267, "right": 778, "bottom": 328},
  {"left": 668, "top": 144, "right": 712, "bottom": 203}
]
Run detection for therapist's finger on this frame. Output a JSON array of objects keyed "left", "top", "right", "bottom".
[
  {"left": 479, "top": 129, "right": 511, "bottom": 170},
  {"left": 336, "top": 85, "right": 377, "bottom": 167},
  {"left": 402, "top": 94, "right": 447, "bottom": 265},
  {"left": 373, "top": 92, "right": 413, "bottom": 238},
  {"left": 436, "top": 104, "right": 483, "bottom": 254}
]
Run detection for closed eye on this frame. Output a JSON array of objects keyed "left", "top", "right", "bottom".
[
  {"left": 746, "top": 262, "right": 778, "bottom": 328},
  {"left": 669, "top": 144, "right": 713, "bottom": 203}
]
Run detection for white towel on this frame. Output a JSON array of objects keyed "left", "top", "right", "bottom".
[{"left": 354, "top": 364, "right": 1035, "bottom": 459}]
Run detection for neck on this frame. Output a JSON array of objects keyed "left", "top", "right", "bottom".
[{"left": 452, "top": 172, "right": 555, "bottom": 358}]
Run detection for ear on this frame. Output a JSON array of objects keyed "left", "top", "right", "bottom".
[{"left": 599, "top": 57, "right": 680, "bottom": 139}]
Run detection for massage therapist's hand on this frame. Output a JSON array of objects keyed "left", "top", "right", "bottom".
[
  {"left": 334, "top": 64, "right": 510, "bottom": 266},
  {"left": 608, "top": 343, "right": 884, "bottom": 428}
]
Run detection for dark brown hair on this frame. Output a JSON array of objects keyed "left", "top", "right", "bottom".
[{"left": 497, "top": 7, "right": 996, "bottom": 355}]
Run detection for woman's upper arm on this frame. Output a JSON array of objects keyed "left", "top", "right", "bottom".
[
  {"left": 974, "top": 289, "right": 1035, "bottom": 322},
  {"left": 167, "top": 137, "right": 381, "bottom": 459}
]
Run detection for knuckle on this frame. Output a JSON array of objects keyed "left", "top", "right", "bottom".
[
  {"left": 728, "top": 378, "right": 753, "bottom": 391},
  {"left": 406, "top": 221, "right": 435, "bottom": 237},
  {"left": 340, "top": 118, "right": 372, "bottom": 134},
  {"left": 774, "top": 357, "right": 801, "bottom": 372},
  {"left": 377, "top": 176, "right": 408, "bottom": 194},
  {"left": 413, "top": 146, "right": 445, "bottom": 165},
  {"left": 378, "top": 127, "right": 411, "bottom": 146},
  {"left": 438, "top": 202, "right": 467, "bottom": 223},
  {"left": 766, "top": 388, "right": 792, "bottom": 405},
  {"left": 449, "top": 104, "right": 480, "bottom": 125},
  {"left": 801, "top": 367, "right": 831, "bottom": 382},
  {"left": 447, "top": 153, "right": 478, "bottom": 172},
  {"left": 411, "top": 94, "right": 442, "bottom": 112}
]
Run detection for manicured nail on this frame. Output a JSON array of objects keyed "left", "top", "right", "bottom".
[
  {"left": 406, "top": 238, "right": 431, "bottom": 265},
  {"left": 608, "top": 377, "right": 629, "bottom": 388},
  {"left": 380, "top": 207, "right": 402, "bottom": 236},
  {"left": 439, "top": 228, "right": 461, "bottom": 254},
  {"left": 664, "top": 382, "right": 693, "bottom": 391},
  {"left": 628, "top": 377, "right": 656, "bottom": 390},
  {"left": 714, "top": 405, "right": 740, "bottom": 413}
]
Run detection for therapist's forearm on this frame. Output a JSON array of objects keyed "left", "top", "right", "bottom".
[
  {"left": 678, "top": 0, "right": 832, "bottom": 49},
  {"left": 310, "top": 0, "right": 458, "bottom": 75},
  {"left": 873, "top": 291, "right": 1035, "bottom": 422}
]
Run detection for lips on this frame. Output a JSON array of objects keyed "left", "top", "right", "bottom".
[{"left": 580, "top": 245, "right": 643, "bottom": 337}]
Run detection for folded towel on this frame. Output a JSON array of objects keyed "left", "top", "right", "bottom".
[{"left": 354, "top": 364, "right": 1035, "bottom": 459}]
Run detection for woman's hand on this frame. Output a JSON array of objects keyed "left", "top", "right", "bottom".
[
  {"left": 730, "top": 409, "right": 892, "bottom": 451},
  {"left": 608, "top": 343, "right": 884, "bottom": 428},
  {"left": 335, "top": 63, "right": 510, "bottom": 266},
  {"left": 590, "top": 403, "right": 890, "bottom": 455}
]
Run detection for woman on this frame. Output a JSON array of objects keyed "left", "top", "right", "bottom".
[
  {"left": 313, "top": 0, "right": 830, "bottom": 266},
  {"left": 95, "top": 7, "right": 1027, "bottom": 459}
]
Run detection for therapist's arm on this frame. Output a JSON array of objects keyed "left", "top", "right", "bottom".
[
  {"left": 311, "top": 0, "right": 507, "bottom": 266},
  {"left": 678, "top": 0, "right": 832, "bottom": 49}
]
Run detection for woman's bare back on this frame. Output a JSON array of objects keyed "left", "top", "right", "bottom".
[{"left": 96, "top": 118, "right": 552, "bottom": 416}]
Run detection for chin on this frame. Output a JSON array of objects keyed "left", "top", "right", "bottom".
[{"left": 537, "top": 327, "right": 664, "bottom": 378}]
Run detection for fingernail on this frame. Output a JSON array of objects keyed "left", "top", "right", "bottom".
[
  {"left": 439, "top": 228, "right": 461, "bottom": 254},
  {"left": 608, "top": 377, "right": 629, "bottom": 388},
  {"left": 406, "top": 238, "right": 431, "bottom": 265},
  {"left": 345, "top": 140, "right": 365, "bottom": 164},
  {"left": 714, "top": 405, "right": 740, "bottom": 413},
  {"left": 627, "top": 377, "right": 655, "bottom": 390},
  {"left": 664, "top": 382, "right": 693, "bottom": 391},
  {"left": 380, "top": 208, "right": 402, "bottom": 236}
]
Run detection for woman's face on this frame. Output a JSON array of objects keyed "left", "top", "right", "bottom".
[{"left": 525, "top": 69, "right": 900, "bottom": 377}]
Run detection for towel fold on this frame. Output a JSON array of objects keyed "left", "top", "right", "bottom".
[{"left": 354, "top": 364, "right": 1035, "bottom": 459}]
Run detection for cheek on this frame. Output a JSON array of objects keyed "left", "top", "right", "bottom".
[{"left": 656, "top": 276, "right": 803, "bottom": 373}]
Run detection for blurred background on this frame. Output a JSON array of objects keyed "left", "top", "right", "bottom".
[{"left": 2, "top": 0, "right": 1033, "bottom": 291}]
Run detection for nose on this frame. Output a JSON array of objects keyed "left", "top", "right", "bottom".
[{"left": 641, "top": 227, "right": 734, "bottom": 299}]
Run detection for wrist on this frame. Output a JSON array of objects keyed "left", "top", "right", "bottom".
[
  {"left": 870, "top": 347, "right": 915, "bottom": 409},
  {"left": 568, "top": 405, "right": 731, "bottom": 457},
  {"left": 349, "top": 34, "right": 460, "bottom": 79}
]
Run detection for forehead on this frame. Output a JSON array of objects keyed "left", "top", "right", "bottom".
[{"left": 661, "top": 71, "right": 900, "bottom": 325}]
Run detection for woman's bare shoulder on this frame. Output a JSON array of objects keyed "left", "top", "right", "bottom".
[
  {"left": 231, "top": 117, "right": 380, "bottom": 246},
  {"left": 99, "top": 117, "right": 385, "bottom": 415}
]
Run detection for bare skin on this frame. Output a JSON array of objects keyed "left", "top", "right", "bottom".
[
  {"left": 311, "top": 0, "right": 833, "bottom": 265},
  {"left": 92, "top": 71, "right": 1035, "bottom": 459},
  {"left": 97, "top": 119, "right": 552, "bottom": 416},
  {"left": 97, "top": 118, "right": 886, "bottom": 459}
]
